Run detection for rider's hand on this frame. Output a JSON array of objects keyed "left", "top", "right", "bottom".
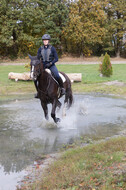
[{"left": 45, "top": 62, "right": 52, "bottom": 68}]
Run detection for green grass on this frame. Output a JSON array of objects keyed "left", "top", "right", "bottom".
[
  {"left": 0, "top": 65, "right": 35, "bottom": 95},
  {"left": 57, "top": 64, "right": 126, "bottom": 83},
  {"left": 0, "top": 64, "right": 126, "bottom": 97},
  {"left": 23, "top": 137, "right": 126, "bottom": 190}
]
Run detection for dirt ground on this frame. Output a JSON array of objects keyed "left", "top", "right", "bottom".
[{"left": 0, "top": 56, "right": 126, "bottom": 65}]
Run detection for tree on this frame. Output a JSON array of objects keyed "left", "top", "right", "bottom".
[
  {"left": 43, "top": 0, "right": 69, "bottom": 54},
  {"left": 0, "top": 0, "right": 45, "bottom": 58},
  {"left": 0, "top": 0, "right": 22, "bottom": 57},
  {"left": 62, "top": 0, "right": 106, "bottom": 56},
  {"left": 0, "top": 0, "right": 69, "bottom": 58},
  {"left": 103, "top": 0, "right": 126, "bottom": 57},
  {"left": 100, "top": 52, "right": 113, "bottom": 77}
]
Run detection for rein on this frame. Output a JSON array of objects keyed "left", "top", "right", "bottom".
[
  {"left": 37, "top": 63, "right": 51, "bottom": 95},
  {"left": 38, "top": 76, "right": 51, "bottom": 96}
]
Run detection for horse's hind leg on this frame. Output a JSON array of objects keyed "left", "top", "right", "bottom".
[
  {"left": 57, "top": 100, "right": 62, "bottom": 110},
  {"left": 51, "top": 99, "right": 61, "bottom": 123},
  {"left": 41, "top": 102, "right": 49, "bottom": 120},
  {"left": 62, "top": 102, "right": 67, "bottom": 117},
  {"left": 62, "top": 93, "right": 68, "bottom": 117}
]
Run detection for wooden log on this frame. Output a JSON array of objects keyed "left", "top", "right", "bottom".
[
  {"left": 8, "top": 72, "right": 32, "bottom": 81},
  {"left": 66, "top": 73, "right": 82, "bottom": 82},
  {"left": 8, "top": 72, "right": 82, "bottom": 82}
]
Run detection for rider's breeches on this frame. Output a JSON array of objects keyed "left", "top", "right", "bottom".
[
  {"left": 50, "top": 65, "right": 63, "bottom": 88},
  {"left": 49, "top": 65, "right": 60, "bottom": 80},
  {"left": 49, "top": 65, "right": 63, "bottom": 88}
]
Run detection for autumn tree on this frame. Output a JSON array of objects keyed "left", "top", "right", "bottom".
[
  {"left": 103, "top": 0, "right": 126, "bottom": 57},
  {"left": 63, "top": 0, "right": 106, "bottom": 56},
  {"left": 0, "top": 0, "right": 125, "bottom": 58}
]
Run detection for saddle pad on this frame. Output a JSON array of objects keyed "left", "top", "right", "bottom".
[
  {"left": 45, "top": 69, "right": 66, "bottom": 83},
  {"left": 59, "top": 73, "right": 66, "bottom": 83}
]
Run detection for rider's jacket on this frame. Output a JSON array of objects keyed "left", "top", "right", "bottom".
[{"left": 37, "top": 45, "right": 58, "bottom": 66}]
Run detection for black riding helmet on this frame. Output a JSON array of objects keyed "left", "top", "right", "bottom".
[{"left": 42, "top": 34, "right": 51, "bottom": 40}]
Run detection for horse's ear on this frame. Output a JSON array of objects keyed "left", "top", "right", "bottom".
[{"left": 28, "top": 54, "right": 32, "bottom": 60}]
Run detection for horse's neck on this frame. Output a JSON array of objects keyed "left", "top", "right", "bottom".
[
  {"left": 38, "top": 63, "right": 47, "bottom": 86},
  {"left": 38, "top": 71, "right": 49, "bottom": 89}
]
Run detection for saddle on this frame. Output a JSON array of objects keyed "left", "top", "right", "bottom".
[{"left": 45, "top": 69, "right": 66, "bottom": 84}]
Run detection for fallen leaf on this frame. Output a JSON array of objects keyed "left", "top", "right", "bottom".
[{"left": 79, "top": 182, "right": 85, "bottom": 187}]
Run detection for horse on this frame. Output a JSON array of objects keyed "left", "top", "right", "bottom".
[{"left": 29, "top": 55, "right": 73, "bottom": 123}]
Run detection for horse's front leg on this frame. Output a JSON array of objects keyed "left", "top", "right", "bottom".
[
  {"left": 41, "top": 101, "right": 49, "bottom": 120},
  {"left": 51, "top": 99, "right": 61, "bottom": 123}
]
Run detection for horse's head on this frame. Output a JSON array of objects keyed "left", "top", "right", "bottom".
[{"left": 28, "top": 54, "right": 41, "bottom": 81}]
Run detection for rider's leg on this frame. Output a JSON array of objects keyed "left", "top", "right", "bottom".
[
  {"left": 56, "top": 76, "right": 65, "bottom": 95},
  {"left": 50, "top": 65, "right": 65, "bottom": 95},
  {"left": 34, "top": 80, "right": 39, "bottom": 98}
]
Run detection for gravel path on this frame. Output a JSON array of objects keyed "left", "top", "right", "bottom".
[
  {"left": 58, "top": 60, "right": 126, "bottom": 64},
  {"left": 1, "top": 60, "right": 126, "bottom": 65}
]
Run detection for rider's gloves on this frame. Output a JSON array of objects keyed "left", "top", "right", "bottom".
[{"left": 45, "top": 62, "right": 52, "bottom": 68}]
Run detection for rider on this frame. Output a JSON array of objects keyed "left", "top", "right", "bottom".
[{"left": 36, "top": 34, "right": 65, "bottom": 97}]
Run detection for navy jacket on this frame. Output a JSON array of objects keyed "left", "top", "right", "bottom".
[{"left": 37, "top": 45, "right": 58, "bottom": 66}]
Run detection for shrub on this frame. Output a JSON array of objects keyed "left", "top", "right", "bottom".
[{"left": 99, "top": 53, "right": 113, "bottom": 77}]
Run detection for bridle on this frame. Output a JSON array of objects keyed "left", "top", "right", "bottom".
[
  {"left": 30, "top": 60, "right": 41, "bottom": 80},
  {"left": 30, "top": 60, "right": 51, "bottom": 96}
]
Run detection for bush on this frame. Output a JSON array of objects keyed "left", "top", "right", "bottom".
[{"left": 99, "top": 53, "right": 113, "bottom": 77}]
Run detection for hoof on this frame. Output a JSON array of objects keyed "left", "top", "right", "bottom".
[{"left": 55, "top": 118, "right": 61, "bottom": 123}]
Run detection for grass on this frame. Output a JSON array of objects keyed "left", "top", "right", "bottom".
[
  {"left": 0, "top": 65, "right": 35, "bottom": 95},
  {"left": 23, "top": 137, "right": 126, "bottom": 190},
  {"left": 0, "top": 64, "right": 126, "bottom": 97},
  {"left": 57, "top": 64, "right": 126, "bottom": 83}
]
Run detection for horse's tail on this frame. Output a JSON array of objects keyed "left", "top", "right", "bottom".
[
  {"left": 60, "top": 71, "right": 73, "bottom": 108},
  {"left": 67, "top": 87, "right": 73, "bottom": 108}
]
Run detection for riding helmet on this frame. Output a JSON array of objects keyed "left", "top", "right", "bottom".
[{"left": 42, "top": 34, "right": 51, "bottom": 40}]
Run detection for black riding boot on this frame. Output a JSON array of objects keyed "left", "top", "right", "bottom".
[
  {"left": 57, "top": 77, "right": 65, "bottom": 96},
  {"left": 34, "top": 80, "right": 39, "bottom": 98}
]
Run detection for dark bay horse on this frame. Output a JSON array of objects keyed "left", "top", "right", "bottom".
[{"left": 29, "top": 55, "right": 73, "bottom": 123}]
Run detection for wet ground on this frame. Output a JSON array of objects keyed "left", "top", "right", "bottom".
[{"left": 0, "top": 94, "right": 126, "bottom": 190}]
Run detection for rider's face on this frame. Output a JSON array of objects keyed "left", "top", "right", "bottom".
[{"left": 43, "top": 40, "right": 49, "bottom": 46}]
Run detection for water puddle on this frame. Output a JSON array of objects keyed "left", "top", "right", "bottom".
[{"left": 0, "top": 94, "right": 126, "bottom": 189}]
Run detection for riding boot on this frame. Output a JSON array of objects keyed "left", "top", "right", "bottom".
[
  {"left": 34, "top": 80, "right": 39, "bottom": 98},
  {"left": 57, "top": 77, "right": 65, "bottom": 95}
]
